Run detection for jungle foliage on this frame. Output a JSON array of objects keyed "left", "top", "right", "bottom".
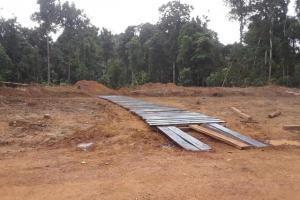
[{"left": 0, "top": 0, "right": 300, "bottom": 87}]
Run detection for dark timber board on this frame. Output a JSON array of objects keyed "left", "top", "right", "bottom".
[
  {"left": 149, "top": 121, "right": 223, "bottom": 126},
  {"left": 147, "top": 117, "right": 223, "bottom": 120},
  {"left": 147, "top": 119, "right": 224, "bottom": 123},
  {"left": 204, "top": 123, "right": 268, "bottom": 148},
  {"left": 168, "top": 127, "right": 211, "bottom": 151},
  {"left": 157, "top": 127, "right": 200, "bottom": 151},
  {"left": 131, "top": 109, "right": 183, "bottom": 112},
  {"left": 145, "top": 116, "right": 222, "bottom": 120},
  {"left": 139, "top": 112, "right": 206, "bottom": 116},
  {"left": 157, "top": 126, "right": 211, "bottom": 151}
]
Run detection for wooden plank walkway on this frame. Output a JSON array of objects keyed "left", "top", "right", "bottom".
[
  {"left": 99, "top": 95, "right": 267, "bottom": 151},
  {"left": 100, "top": 96, "right": 224, "bottom": 126}
]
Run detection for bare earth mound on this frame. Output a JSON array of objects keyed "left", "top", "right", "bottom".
[
  {"left": 75, "top": 80, "right": 117, "bottom": 95},
  {"left": 0, "top": 84, "right": 87, "bottom": 98},
  {"left": 125, "top": 82, "right": 299, "bottom": 97}
]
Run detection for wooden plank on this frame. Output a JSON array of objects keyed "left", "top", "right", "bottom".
[
  {"left": 142, "top": 116, "right": 207, "bottom": 119},
  {"left": 131, "top": 108, "right": 182, "bottom": 111},
  {"left": 100, "top": 95, "right": 224, "bottom": 127},
  {"left": 143, "top": 117, "right": 209, "bottom": 120},
  {"left": 129, "top": 107, "right": 174, "bottom": 111},
  {"left": 149, "top": 120, "right": 224, "bottom": 126},
  {"left": 268, "top": 111, "right": 281, "bottom": 118},
  {"left": 147, "top": 118, "right": 223, "bottom": 122},
  {"left": 119, "top": 103, "right": 155, "bottom": 106},
  {"left": 168, "top": 127, "right": 211, "bottom": 151},
  {"left": 136, "top": 111, "right": 201, "bottom": 114},
  {"left": 140, "top": 113, "right": 205, "bottom": 116},
  {"left": 157, "top": 127, "right": 200, "bottom": 151},
  {"left": 128, "top": 107, "right": 167, "bottom": 110},
  {"left": 145, "top": 117, "right": 221, "bottom": 121},
  {"left": 283, "top": 125, "right": 300, "bottom": 130},
  {"left": 231, "top": 107, "right": 252, "bottom": 121},
  {"left": 138, "top": 113, "right": 204, "bottom": 117},
  {"left": 131, "top": 109, "right": 182, "bottom": 113},
  {"left": 189, "top": 125, "right": 252, "bottom": 150},
  {"left": 143, "top": 116, "right": 213, "bottom": 120},
  {"left": 147, "top": 119, "right": 220, "bottom": 123},
  {"left": 205, "top": 123, "right": 268, "bottom": 148},
  {"left": 146, "top": 119, "right": 224, "bottom": 124},
  {"left": 286, "top": 91, "right": 300, "bottom": 96},
  {"left": 0, "top": 81, "right": 29, "bottom": 87}
]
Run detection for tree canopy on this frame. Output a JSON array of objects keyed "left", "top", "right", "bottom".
[{"left": 0, "top": 0, "right": 300, "bottom": 87}]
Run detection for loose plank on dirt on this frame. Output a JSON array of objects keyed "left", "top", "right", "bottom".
[
  {"left": 204, "top": 123, "right": 268, "bottom": 148},
  {"left": 167, "top": 127, "right": 211, "bottom": 151},
  {"left": 189, "top": 125, "right": 251, "bottom": 150},
  {"left": 157, "top": 127, "right": 201, "bottom": 151}
]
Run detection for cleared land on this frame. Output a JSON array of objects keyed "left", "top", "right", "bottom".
[{"left": 0, "top": 81, "right": 300, "bottom": 200}]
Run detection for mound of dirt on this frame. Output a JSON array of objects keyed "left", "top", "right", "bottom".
[
  {"left": 0, "top": 85, "right": 87, "bottom": 98},
  {"left": 125, "top": 82, "right": 244, "bottom": 97},
  {"left": 123, "top": 82, "right": 295, "bottom": 97},
  {"left": 75, "top": 80, "right": 117, "bottom": 95}
]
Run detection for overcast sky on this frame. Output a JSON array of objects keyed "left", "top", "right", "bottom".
[{"left": 0, "top": 0, "right": 297, "bottom": 44}]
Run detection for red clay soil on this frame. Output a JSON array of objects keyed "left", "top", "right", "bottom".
[
  {"left": 0, "top": 84, "right": 87, "bottom": 98},
  {"left": 0, "top": 83, "right": 300, "bottom": 200},
  {"left": 75, "top": 80, "right": 117, "bottom": 95},
  {"left": 123, "top": 82, "right": 299, "bottom": 97}
]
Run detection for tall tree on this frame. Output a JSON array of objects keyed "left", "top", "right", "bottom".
[
  {"left": 178, "top": 18, "right": 222, "bottom": 85},
  {"left": 127, "top": 36, "right": 144, "bottom": 85},
  {"left": 0, "top": 18, "right": 41, "bottom": 82},
  {"left": 250, "top": 0, "right": 290, "bottom": 83},
  {"left": 32, "top": 0, "right": 61, "bottom": 84},
  {"left": 297, "top": 0, "right": 300, "bottom": 18},
  {"left": 158, "top": 0, "right": 193, "bottom": 83},
  {"left": 0, "top": 42, "right": 12, "bottom": 81},
  {"left": 99, "top": 28, "right": 114, "bottom": 67},
  {"left": 59, "top": 1, "right": 86, "bottom": 82},
  {"left": 224, "top": 0, "right": 252, "bottom": 43},
  {"left": 145, "top": 31, "right": 170, "bottom": 82},
  {"left": 117, "top": 26, "right": 136, "bottom": 84},
  {"left": 137, "top": 23, "right": 157, "bottom": 76}
]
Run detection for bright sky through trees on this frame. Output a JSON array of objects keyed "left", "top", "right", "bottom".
[{"left": 1, "top": 0, "right": 297, "bottom": 44}]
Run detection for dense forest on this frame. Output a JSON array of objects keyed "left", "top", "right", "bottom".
[{"left": 0, "top": 0, "right": 300, "bottom": 87}]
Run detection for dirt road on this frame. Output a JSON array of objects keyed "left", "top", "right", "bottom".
[{"left": 0, "top": 83, "right": 300, "bottom": 199}]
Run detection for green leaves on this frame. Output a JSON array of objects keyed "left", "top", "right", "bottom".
[
  {"left": 297, "top": 0, "right": 300, "bottom": 18},
  {"left": 177, "top": 19, "right": 222, "bottom": 86},
  {"left": 0, "top": 0, "right": 299, "bottom": 87},
  {"left": 0, "top": 42, "right": 12, "bottom": 81}
]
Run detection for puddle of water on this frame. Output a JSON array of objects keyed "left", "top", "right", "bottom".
[{"left": 268, "top": 139, "right": 300, "bottom": 147}]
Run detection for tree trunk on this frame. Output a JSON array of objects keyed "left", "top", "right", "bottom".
[
  {"left": 46, "top": 35, "right": 51, "bottom": 84},
  {"left": 283, "top": 11, "right": 288, "bottom": 84},
  {"left": 253, "top": 37, "right": 261, "bottom": 69},
  {"left": 239, "top": 17, "right": 244, "bottom": 44},
  {"left": 68, "top": 62, "right": 71, "bottom": 83},
  {"left": 17, "top": 67, "right": 20, "bottom": 82},
  {"left": 268, "top": 17, "right": 274, "bottom": 84},
  {"left": 131, "top": 70, "right": 134, "bottom": 85},
  {"left": 283, "top": 64, "right": 285, "bottom": 82},
  {"left": 172, "top": 61, "right": 176, "bottom": 84},
  {"left": 265, "top": 50, "right": 268, "bottom": 66}
]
